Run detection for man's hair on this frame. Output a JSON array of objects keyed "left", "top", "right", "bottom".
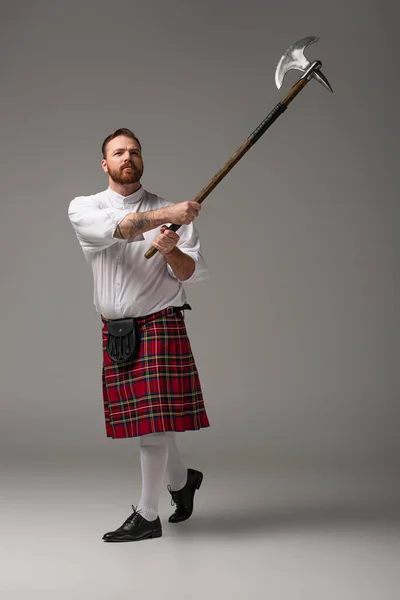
[{"left": 101, "top": 128, "right": 141, "bottom": 159}]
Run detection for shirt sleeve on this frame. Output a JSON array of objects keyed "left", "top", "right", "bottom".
[
  {"left": 166, "top": 222, "right": 209, "bottom": 283},
  {"left": 68, "top": 195, "right": 132, "bottom": 253}
]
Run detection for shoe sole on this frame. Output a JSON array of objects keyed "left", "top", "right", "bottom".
[{"left": 103, "top": 530, "right": 162, "bottom": 542}]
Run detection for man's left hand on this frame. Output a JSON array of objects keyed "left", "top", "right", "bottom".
[{"left": 152, "top": 226, "right": 180, "bottom": 255}]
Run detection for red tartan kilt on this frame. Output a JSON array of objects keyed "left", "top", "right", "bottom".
[{"left": 101, "top": 308, "right": 210, "bottom": 438}]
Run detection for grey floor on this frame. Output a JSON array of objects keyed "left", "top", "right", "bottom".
[{"left": 2, "top": 455, "right": 399, "bottom": 600}]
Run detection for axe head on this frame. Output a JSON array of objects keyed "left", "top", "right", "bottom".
[{"left": 275, "top": 36, "right": 333, "bottom": 92}]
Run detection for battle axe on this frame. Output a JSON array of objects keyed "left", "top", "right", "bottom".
[{"left": 144, "top": 36, "right": 333, "bottom": 259}]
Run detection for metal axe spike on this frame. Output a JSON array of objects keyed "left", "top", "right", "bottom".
[{"left": 144, "top": 37, "right": 333, "bottom": 260}]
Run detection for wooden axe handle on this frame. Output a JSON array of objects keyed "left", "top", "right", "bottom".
[{"left": 144, "top": 77, "right": 310, "bottom": 259}]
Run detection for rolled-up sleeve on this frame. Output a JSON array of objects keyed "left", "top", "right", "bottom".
[
  {"left": 167, "top": 222, "right": 209, "bottom": 283},
  {"left": 68, "top": 195, "right": 131, "bottom": 253}
]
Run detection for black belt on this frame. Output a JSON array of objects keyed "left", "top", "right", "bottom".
[{"left": 167, "top": 303, "right": 192, "bottom": 315}]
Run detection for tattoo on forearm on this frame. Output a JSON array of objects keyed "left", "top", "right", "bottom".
[
  {"left": 114, "top": 224, "right": 125, "bottom": 239},
  {"left": 127, "top": 214, "right": 151, "bottom": 239}
]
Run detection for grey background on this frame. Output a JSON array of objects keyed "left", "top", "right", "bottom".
[
  {"left": 1, "top": 1, "right": 399, "bottom": 596},
  {"left": 1, "top": 0, "right": 398, "bottom": 469}
]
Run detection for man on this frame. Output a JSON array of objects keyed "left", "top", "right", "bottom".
[{"left": 68, "top": 128, "right": 210, "bottom": 542}]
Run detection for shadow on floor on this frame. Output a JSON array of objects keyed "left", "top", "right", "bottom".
[{"left": 167, "top": 503, "right": 400, "bottom": 537}]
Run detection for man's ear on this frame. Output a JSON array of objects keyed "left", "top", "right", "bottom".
[{"left": 101, "top": 159, "right": 108, "bottom": 173}]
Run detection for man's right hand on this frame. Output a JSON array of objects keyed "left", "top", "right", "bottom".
[{"left": 164, "top": 201, "right": 201, "bottom": 225}]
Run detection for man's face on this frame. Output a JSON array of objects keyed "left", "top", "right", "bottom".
[{"left": 102, "top": 136, "right": 144, "bottom": 185}]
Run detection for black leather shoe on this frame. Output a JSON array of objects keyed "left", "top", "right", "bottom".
[
  {"left": 168, "top": 468, "right": 203, "bottom": 523},
  {"left": 102, "top": 506, "right": 162, "bottom": 542}
]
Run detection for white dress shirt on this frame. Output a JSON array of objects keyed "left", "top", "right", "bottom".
[{"left": 68, "top": 186, "right": 209, "bottom": 319}]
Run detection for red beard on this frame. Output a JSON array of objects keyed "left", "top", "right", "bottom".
[{"left": 107, "top": 164, "right": 143, "bottom": 185}]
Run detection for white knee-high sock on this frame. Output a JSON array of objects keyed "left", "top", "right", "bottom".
[
  {"left": 137, "top": 433, "right": 168, "bottom": 521},
  {"left": 165, "top": 432, "right": 187, "bottom": 491}
]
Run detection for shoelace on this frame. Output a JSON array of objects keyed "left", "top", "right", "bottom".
[
  {"left": 167, "top": 485, "right": 180, "bottom": 507},
  {"left": 122, "top": 505, "right": 143, "bottom": 527}
]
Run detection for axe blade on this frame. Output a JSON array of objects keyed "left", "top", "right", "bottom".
[{"left": 275, "top": 36, "right": 320, "bottom": 89}]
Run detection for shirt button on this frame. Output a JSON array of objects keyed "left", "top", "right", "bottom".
[{"left": 116, "top": 283, "right": 120, "bottom": 287}]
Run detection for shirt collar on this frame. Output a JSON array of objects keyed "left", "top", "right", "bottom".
[{"left": 106, "top": 186, "right": 145, "bottom": 205}]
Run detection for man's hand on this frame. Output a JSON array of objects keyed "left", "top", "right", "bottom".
[
  {"left": 165, "top": 201, "right": 201, "bottom": 225},
  {"left": 152, "top": 226, "right": 180, "bottom": 255}
]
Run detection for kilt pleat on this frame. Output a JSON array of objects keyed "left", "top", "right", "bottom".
[{"left": 101, "top": 308, "right": 210, "bottom": 438}]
